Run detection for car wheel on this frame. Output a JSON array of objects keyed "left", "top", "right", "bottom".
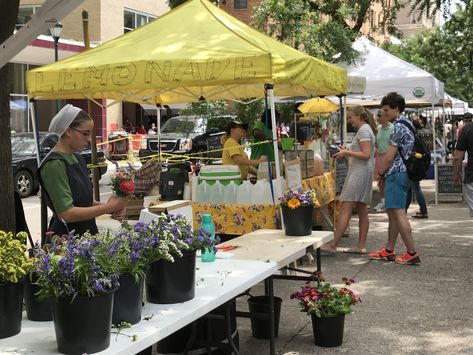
[{"left": 15, "top": 170, "right": 34, "bottom": 198}]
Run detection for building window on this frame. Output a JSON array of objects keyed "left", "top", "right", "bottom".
[
  {"left": 16, "top": 6, "right": 41, "bottom": 30},
  {"left": 234, "top": 0, "right": 247, "bottom": 10},
  {"left": 124, "top": 9, "right": 156, "bottom": 33}
]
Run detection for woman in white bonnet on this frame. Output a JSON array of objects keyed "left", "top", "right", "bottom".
[{"left": 39, "top": 104, "right": 127, "bottom": 237}]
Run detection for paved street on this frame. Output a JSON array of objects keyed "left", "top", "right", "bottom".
[
  {"left": 20, "top": 177, "right": 473, "bottom": 354},
  {"left": 235, "top": 180, "right": 473, "bottom": 354}
]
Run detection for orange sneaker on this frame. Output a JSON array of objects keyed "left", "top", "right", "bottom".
[
  {"left": 368, "top": 248, "right": 396, "bottom": 261},
  {"left": 395, "top": 251, "right": 421, "bottom": 265}
]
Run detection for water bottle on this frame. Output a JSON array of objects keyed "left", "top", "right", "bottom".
[{"left": 200, "top": 214, "right": 216, "bottom": 262}]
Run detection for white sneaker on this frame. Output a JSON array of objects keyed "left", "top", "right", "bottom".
[{"left": 374, "top": 201, "right": 385, "bottom": 211}]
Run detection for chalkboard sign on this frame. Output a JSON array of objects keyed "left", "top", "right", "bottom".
[
  {"left": 437, "top": 164, "right": 462, "bottom": 195},
  {"left": 335, "top": 158, "right": 348, "bottom": 195}
]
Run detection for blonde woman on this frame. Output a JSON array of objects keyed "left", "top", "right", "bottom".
[{"left": 322, "top": 105, "right": 377, "bottom": 253}]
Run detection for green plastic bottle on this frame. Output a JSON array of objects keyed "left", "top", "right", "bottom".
[{"left": 200, "top": 214, "right": 216, "bottom": 262}]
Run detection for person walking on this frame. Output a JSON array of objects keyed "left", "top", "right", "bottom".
[
  {"left": 322, "top": 105, "right": 376, "bottom": 254},
  {"left": 370, "top": 92, "right": 421, "bottom": 265},
  {"left": 39, "top": 105, "right": 127, "bottom": 237},
  {"left": 406, "top": 117, "right": 428, "bottom": 218},
  {"left": 453, "top": 114, "right": 473, "bottom": 217},
  {"left": 373, "top": 110, "right": 394, "bottom": 211},
  {"left": 374, "top": 112, "right": 394, "bottom": 212}
]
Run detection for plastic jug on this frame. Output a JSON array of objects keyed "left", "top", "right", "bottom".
[
  {"left": 222, "top": 180, "right": 237, "bottom": 204},
  {"left": 197, "top": 180, "right": 209, "bottom": 203},
  {"left": 208, "top": 181, "right": 223, "bottom": 204},
  {"left": 200, "top": 214, "right": 216, "bottom": 262},
  {"left": 237, "top": 181, "right": 251, "bottom": 204},
  {"left": 251, "top": 180, "right": 272, "bottom": 204}
]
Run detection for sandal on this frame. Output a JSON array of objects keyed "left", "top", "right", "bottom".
[
  {"left": 320, "top": 245, "right": 338, "bottom": 254},
  {"left": 343, "top": 247, "right": 367, "bottom": 254}
]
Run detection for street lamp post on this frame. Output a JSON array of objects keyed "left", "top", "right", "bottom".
[
  {"left": 50, "top": 22, "right": 62, "bottom": 62},
  {"left": 50, "top": 22, "right": 62, "bottom": 113}
]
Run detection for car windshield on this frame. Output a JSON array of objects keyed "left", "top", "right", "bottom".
[
  {"left": 11, "top": 135, "right": 37, "bottom": 155},
  {"left": 161, "top": 117, "right": 207, "bottom": 135}
]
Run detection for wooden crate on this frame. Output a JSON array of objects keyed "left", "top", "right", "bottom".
[{"left": 126, "top": 198, "right": 144, "bottom": 220}]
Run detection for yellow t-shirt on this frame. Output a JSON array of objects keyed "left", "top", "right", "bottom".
[{"left": 222, "top": 137, "right": 249, "bottom": 179}]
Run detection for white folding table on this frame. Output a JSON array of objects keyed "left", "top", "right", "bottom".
[{"left": 0, "top": 259, "right": 277, "bottom": 355}]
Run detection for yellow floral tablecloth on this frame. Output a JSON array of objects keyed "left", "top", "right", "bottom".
[
  {"left": 193, "top": 203, "right": 278, "bottom": 235},
  {"left": 302, "top": 171, "right": 336, "bottom": 207}
]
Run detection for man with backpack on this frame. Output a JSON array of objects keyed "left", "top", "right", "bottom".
[
  {"left": 453, "top": 112, "right": 473, "bottom": 217},
  {"left": 369, "top": 92, "right": 421, "bottom": 265}
]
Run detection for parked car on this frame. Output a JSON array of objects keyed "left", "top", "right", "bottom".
[
  {"left": 139, "top": 115, "right": 235, "bottom": 161},
  {"left": 11, "top": 132, "right": 108, "bottom": 198}
]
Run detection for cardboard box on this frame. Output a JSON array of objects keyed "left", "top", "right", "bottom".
[{"left": 148, "top": 200, "right": 192, "bottom": 214}]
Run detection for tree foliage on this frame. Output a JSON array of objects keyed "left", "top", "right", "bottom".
[
  {"left": 382, "top": 1, "right": 473, "bottom": 106},
  {"left": 252, "top": 0, "right": 406, "bottom": 64}
]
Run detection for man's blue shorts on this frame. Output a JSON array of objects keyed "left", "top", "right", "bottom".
[{"left": 384, "top": 172, "right": 410, "bottom": 209}]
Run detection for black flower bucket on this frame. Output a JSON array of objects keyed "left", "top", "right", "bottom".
[
  {"left": 52, "top": 290, "right": 115, "bottom": 354},
  {"left": 311, "top": 313, "right": 345, "bottom": 347},
  {"left": 281, "top": 204, "right": 314, "bottom": 236},
  {"left": 145, "top": 250, "right": 196, "bottom": 304},
  {"left": 112, "top": 273, "right": 144, "bottom": 325},
  {"left": 24, "top": 274, "right": 53, "bottom": 321},
  {"left": 0, "top": 281, "right": 24, "bottom": 339}
]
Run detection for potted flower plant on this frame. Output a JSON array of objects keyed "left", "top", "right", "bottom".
[
  {"left": 290, "top": 273, "right": 362, "bottom": 347},
  {"left": 279, "top": 188, "right": 318, "bottom": 236},
  {"left": 141, "top": 213, "right": 218, "bottom": 304},
  {"left": 101, "top": 222, "right": 182, "bottom": 324},
  {"left": 33, "top": 232, "right": 120, "bottom": 354},
  {"left": 0, "top": 230, "right": 32, "bottom": 339}
]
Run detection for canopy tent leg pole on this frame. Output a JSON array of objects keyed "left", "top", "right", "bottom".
[
  {"left": 30, "top": 100, "right": 47, "bottom": 245},
  {"left": 156, "top": 103, "right": 161, "bottom": 162},
  {"left": 432, "top": 102, "right": 438, "bottom": 205},
  {"left": 342, "top": 96, "right": 347, "bottom": 146},
  {"left": 267, "top": 85, "right": 281, "bottom": 181}
]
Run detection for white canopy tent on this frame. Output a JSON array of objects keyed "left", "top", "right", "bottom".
[{"left": 339, "top": 37, "right": 446, "bottom": 204}]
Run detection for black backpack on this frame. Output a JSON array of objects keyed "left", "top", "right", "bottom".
[{"left": 396, "top": 120, "right": 431, "bottom": 181}]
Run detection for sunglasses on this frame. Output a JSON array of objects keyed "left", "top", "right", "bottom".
[{"left": 70, "top": 127, "right": 92, "bottom": 137}]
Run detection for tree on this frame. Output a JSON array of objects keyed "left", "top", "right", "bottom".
[
  {"left": 0, "top": 0, "right": 20, "bottom": 233},
  {"left": 252, "top": 0, "right": 405, "bottom": 64},
  {"left": 382, "top": 1, "right": 473, "bottom": 106}
]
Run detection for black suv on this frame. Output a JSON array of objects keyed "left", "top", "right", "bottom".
[
  {"left": 139, "top": 115, "right": 234, "bottom": 161},
  {"left": 11, "top": 132, "right": 107, "bottom": 198}
]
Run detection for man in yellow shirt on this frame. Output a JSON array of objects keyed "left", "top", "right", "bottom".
[{"left": 222, "top": 120, "right": 267, "bottom": 179}]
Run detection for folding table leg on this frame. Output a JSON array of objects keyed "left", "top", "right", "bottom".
[
  {"left": 224, "top": 301, "right": 240, "bottom": 355},
  {"left": 316, "top": 247, "right": 321, "bottom": 273},
  {"left": 183, "top": 321, "right": 197, "bottom": 355},
  {"left": 265, "top": 277, "right": 276, "bottom": 355}
]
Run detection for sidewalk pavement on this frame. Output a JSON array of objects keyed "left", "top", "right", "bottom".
[{"left": 235, "top": 180, "right": 473, "bottom": 354}]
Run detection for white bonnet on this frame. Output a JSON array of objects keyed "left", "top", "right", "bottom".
[{"left": 48, "top": 104, "right": 83, "bottom": 136}]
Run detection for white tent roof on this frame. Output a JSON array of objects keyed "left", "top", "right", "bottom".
[{"left": 342, "top": 37, "right": 444, "bottom": 103}]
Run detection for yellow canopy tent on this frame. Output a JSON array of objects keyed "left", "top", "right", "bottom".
[
  {"left": 26, "top": 0, "right": 347, "bottom": 198},
  {"left": 26, "top": 0, "right": 346, "bottom": 103}
]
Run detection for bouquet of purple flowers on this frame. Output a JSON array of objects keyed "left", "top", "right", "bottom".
[{"left": 32, "top": 232, "right": 120, "bottom": 300}]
